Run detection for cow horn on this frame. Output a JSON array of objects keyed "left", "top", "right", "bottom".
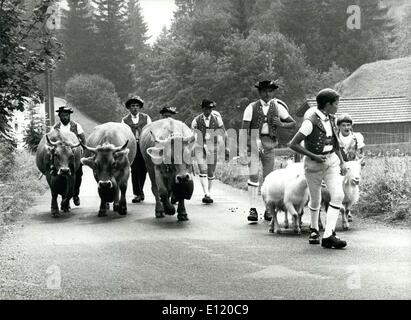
[
  {"left": 46, "top": 135, "right": 58, "bottom": 147},
  {"left": 113, "top": 140, "right": 129, "bottom": 153},
  {"left": 81, "top": 142, "right": 97, "bottom": 154},
  {"left": 151, "top": 131, "right": 169, "bottom": 144},
  {"left": 69, "top": 142, "right": 81, "bottom": 148}
]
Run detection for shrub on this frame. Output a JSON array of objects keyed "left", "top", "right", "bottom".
[
  {"left": 0, "top": 135, "right": 17, "bottom": 181},
  {"left": 65, "top": 74, "right": 125, "bottom": 123},
  {"left": 22, "top": 105, "right": 46, "bottom": 153},
  {"left": 355, "top": 156, "right": 411, "bottom": 224},
  {"left": 0, "top": 150, "right": 47, "bottom": 224}
]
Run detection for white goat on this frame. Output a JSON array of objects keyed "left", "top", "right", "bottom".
[
  {"left": 261, "top": 163, "right": 309, "bottom": 234},
  {"left": 318, "top": 158, "right": 364, "bottom": 230}
]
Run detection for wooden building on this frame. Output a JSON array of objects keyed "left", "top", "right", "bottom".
[{"left": 296, "top": 96, "right": 411, "bottom": 145}]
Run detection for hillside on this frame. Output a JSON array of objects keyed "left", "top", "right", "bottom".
[{"left": 336, "top": 56, "right": 411, "bottom": 100}]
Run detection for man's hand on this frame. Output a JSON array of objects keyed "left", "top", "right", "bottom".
[
  {"left": 311, "top": 155, "right": 327, "bottom": 163},
  {"left": 271, "top": 117, "right": 283, "bottom": 127}
]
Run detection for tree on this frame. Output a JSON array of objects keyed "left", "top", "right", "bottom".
[
  {"left": 0, "top": 0, "right": 63, "bottom": 139},
  {"left": 56, "top": 0, "right": 96, "bottom": 83},
  {"left": 124, "top": 0, "right": 149, "bottom": 59},
  {"left": 92, "top": 0, "right": 132, "bottom": 99},
  {"left": 23, "top": 103, "right": 47, "bottom": 153},
  {"left": 223, "top": 0, "right": 256, "bottom": 38}
]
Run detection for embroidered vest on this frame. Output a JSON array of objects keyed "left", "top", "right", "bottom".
[
  {"left": 195, "top": 113, "right": 220, "bottom": 141},
  {"left": 122, "top": 113, "right": 148, "bottom": 139},
  {"left": 54, "top": 121, "right": 79, "bottom": 136},
  {"left": 249, "top": 100, "right": 279, "bottom": 139},
  {"left": 304, "top": 113, "right": 340, "bottom": 155}
]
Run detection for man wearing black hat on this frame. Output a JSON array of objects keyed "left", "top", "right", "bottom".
[
  {"left": 191, "top": 99, "right": 226, "bottom": 204},
  {"left": 53, "top": 106, "right": 86, "bottom": 206},
  {"left": 240, "top": 80, "right": 296, "bottom": 222},
  {"left": 121, "top": 96, "right": 152, "bottom": 203},
  {"left": 160, "top": 106, "right": 178, "bottom": 119}
]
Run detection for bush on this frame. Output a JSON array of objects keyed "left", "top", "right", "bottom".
[
  {"left": 22, "top": 105, "right": 46, "bottom": 153},
  {"left": 355, "top": 156, "right": 411, "bottom": 224},
  {"left": 0, "top": 150, "right": 47, "bottom": 224},
  {"left": 65, "top": 74, "right": 125, "bottom": 123},
  {"left": 0, "top": 135, "right": 17, "bottom": 181}
]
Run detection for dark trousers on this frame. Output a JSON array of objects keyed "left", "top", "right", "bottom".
[
  {"left": 74, "top": 165, "right": 83, "bottom": 197},
  {"left": 131, "top": 144, "right": 147, "bottom": 196}
]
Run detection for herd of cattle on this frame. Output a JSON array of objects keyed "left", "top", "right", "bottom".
[{"left": 35, "top": 118, "right": 363, "bottom": 233}]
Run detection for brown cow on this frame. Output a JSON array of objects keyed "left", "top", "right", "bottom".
[
  {"left": 140, "top": 118, "right": 195, "bottom": 221},
  {"left": 81, "top": 122, "right": 137, "bottom": 217},
  {"left": 36, "top": 129, "right": 82, "bottom": 217}
]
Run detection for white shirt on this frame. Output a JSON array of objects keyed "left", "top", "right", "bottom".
[
  {"left": 299, "top": 109, "right": 333, "bottom": 152},
  {"left": 339, "top": 132, "right": 365, "bottom": 149},
  {"left": 57, "top": 121, "right": 84, "bottom": 135},
  {"left": 242, "top": 99, "right": 290, "bottom": 134}
]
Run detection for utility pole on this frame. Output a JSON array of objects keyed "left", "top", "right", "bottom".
[{"left": 44, "top": 2, "right": 60, "bottom": 129}]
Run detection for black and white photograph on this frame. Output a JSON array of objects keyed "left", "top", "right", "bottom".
[{"left": 0, "top": 0, "right": 410, "bottom": 307}]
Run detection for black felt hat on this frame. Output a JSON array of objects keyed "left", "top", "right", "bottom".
[
  {"left": 159, "top": 106, "right": 178, "bottom": 114},
  {"left": 125, "top": 96, "right": 144, "bottom": 109},
  {"left": 254, "top": 80, "right": 279, "bottom": 90},
  {"left": 201, "top": 99, "right": 216, "bottom": 108},
  {"left": 56, "top": 106, "right": 73, "bottom": 114}
]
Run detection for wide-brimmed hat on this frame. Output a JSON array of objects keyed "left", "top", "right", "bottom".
[
  {"left": 56, "top": 106, "right": 73, "bottom": 114},
  {"left": 201, "top": 99, "right": 216, "bottom": 108},
  {"left": 125, "top": 96, "right": 144, "bottom": 109},
  {"left": 159, "top": 106, "right": 178, "bottom": 114},
  {"left": 254, "top": 80, "right": 279, "bottom": 90}
]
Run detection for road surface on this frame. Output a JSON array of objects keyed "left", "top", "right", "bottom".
[{"left": 0, "top": 166, "right": 410, "bottom": 299}]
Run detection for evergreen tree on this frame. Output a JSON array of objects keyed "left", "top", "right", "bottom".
[
  {"left": 93, "top": 0, "right": 132, "bottom": 99},
  {"left": 57, "top": 0, "right": 96, "bottom": 83},
  {"left": 124, "top": 0, "right": 149, "bottom": 59},
  {"left": 224, "top": 0, "right": 256, "bottom": 38}
]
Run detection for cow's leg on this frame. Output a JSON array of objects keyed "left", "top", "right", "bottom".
[
  {"left": 154, "top": 169, "right": 175, "bottom": 216},
  {"left": 113, "top": 185, "right": 121, "bottom": 214},
  {"left": 149, "top": 168, "right": 164, "bottom": 217},
  {"left": 98, "top": 198, "right": 108, "bottom": 217},
  {"left": 160, "top": 194, "right": 175, "bottom": 216},
  {"left": 269, "top": 203, "right": 281, "bottom": 234},
  {"left": 61, "top": 176, "right": 74, "bottom": 212},
  {"left": 342, "top": 207, "right": 349, "bottom": 230},
  {"left": 299, "top": 208, "right": 304, "bottom": 230},
  {"left": 118, "top": 182, "right": 128, "bottom": 215},
  {"left": 268, "top": 203, "right": 276, "bottom": 233},
  {"left": 177, "top": 200, "right": 188, "bottom": 221},
  {"left": 48, "top": 176, "right": 60, "bottom": 217}
]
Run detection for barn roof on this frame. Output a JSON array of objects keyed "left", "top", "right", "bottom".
[{"left": 297, "top": 96, "right": 411, "bottom": 124}]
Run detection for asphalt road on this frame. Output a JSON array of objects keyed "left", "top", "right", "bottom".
[{"left": 0, "top": 166, "right": 410, "bottom": 300}]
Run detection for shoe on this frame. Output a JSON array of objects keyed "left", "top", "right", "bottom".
[
  {"left": 140, "top": 193, "right": 145, "bottom": 202},
  {"left": 264, "top": 210, "right": 272, "bottom": 221},
  {"left": 132, "top": 195, "right": 141, "bottom": 203},
  {"left": 202, "top": 195, "right": 213, "bottom": 204},
  {"left": 321, "top": 231, "right": 347, "bottom": 249},
  {"left": 247, "top": 208, "right": 258, "bottom": 222},
  {"left": 73, "top": 196, "right": 80, "bottom": 206},
  {"left": 308, "top": 228, "right": 320, "bottom": 245}
]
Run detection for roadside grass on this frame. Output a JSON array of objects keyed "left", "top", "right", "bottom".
[
  {"left": 0, "top": 150, "right": 47, "bottom": 225},
  {"left": 355, "top": 155, "right": 411, "bottom": 226}
]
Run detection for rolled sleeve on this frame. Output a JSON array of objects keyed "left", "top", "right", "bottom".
[
  {"left": 355, "top": 132, "right": 365, "bottom": 149},
  {"left": 242, "top": 104, "right": 253, "bottom": 122},
  {"left": 299, "top": 120, "right": 313, "bottom": 136}
]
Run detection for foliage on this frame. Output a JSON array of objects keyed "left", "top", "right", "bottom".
[
  {"left": 0, "top": 0, "right": 63, "bottom": 139},
  {"left": 355, "top": 156, "right": 411, "bottom": 224},
  {"left": 0, "top": 135, "right": 17, "bottom": 180},
  {"left": 22, "top": 104, "right": 46, "bottom": 153},
  {"left": 0, "top": 150, "right": 48, "bottom": 224},
  {"left": 64, "top": 73, "right": 124, "bottom": 123}
]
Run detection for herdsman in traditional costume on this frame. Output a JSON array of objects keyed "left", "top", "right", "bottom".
[
  {"left": 191, "top": 99, "right": 226, "bottom": 204},
  {"left": 52, "top": 106, "right": 86, "bottom": 206},
  {"left": 121, "top": 96, "right": 152, "bottom": 203},
  {"left": 239, "top": 80, "right": 296, "bottom": 222}
]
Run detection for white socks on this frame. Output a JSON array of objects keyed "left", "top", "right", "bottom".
[
  {"left": 310, "top": 208, "right": 320, "bottom": 231},
  {"left": 208, "top": 177, "right": 214, "bottom": 197},
  {"left": 199, "top": 174, "right": 209, "bottom": 196},
  {"left": 248, "top": 180, "right": 259, "bottom": 209},
  {"left": 324, "top": 205, "right": 340, "bottom": 238}
]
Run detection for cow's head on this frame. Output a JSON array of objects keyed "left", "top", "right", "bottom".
[
  {"left": 80, "top": 141, "right": 130, "bottom": 191},
  {"left": 46, "top": 134, "right": 80, "bottom": 176},
  {"left": 147, "top": 132, "right": 196, "bottom": 184},
  {"left": 344, "top": 157, "right": 365, "bottom": 186}
]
